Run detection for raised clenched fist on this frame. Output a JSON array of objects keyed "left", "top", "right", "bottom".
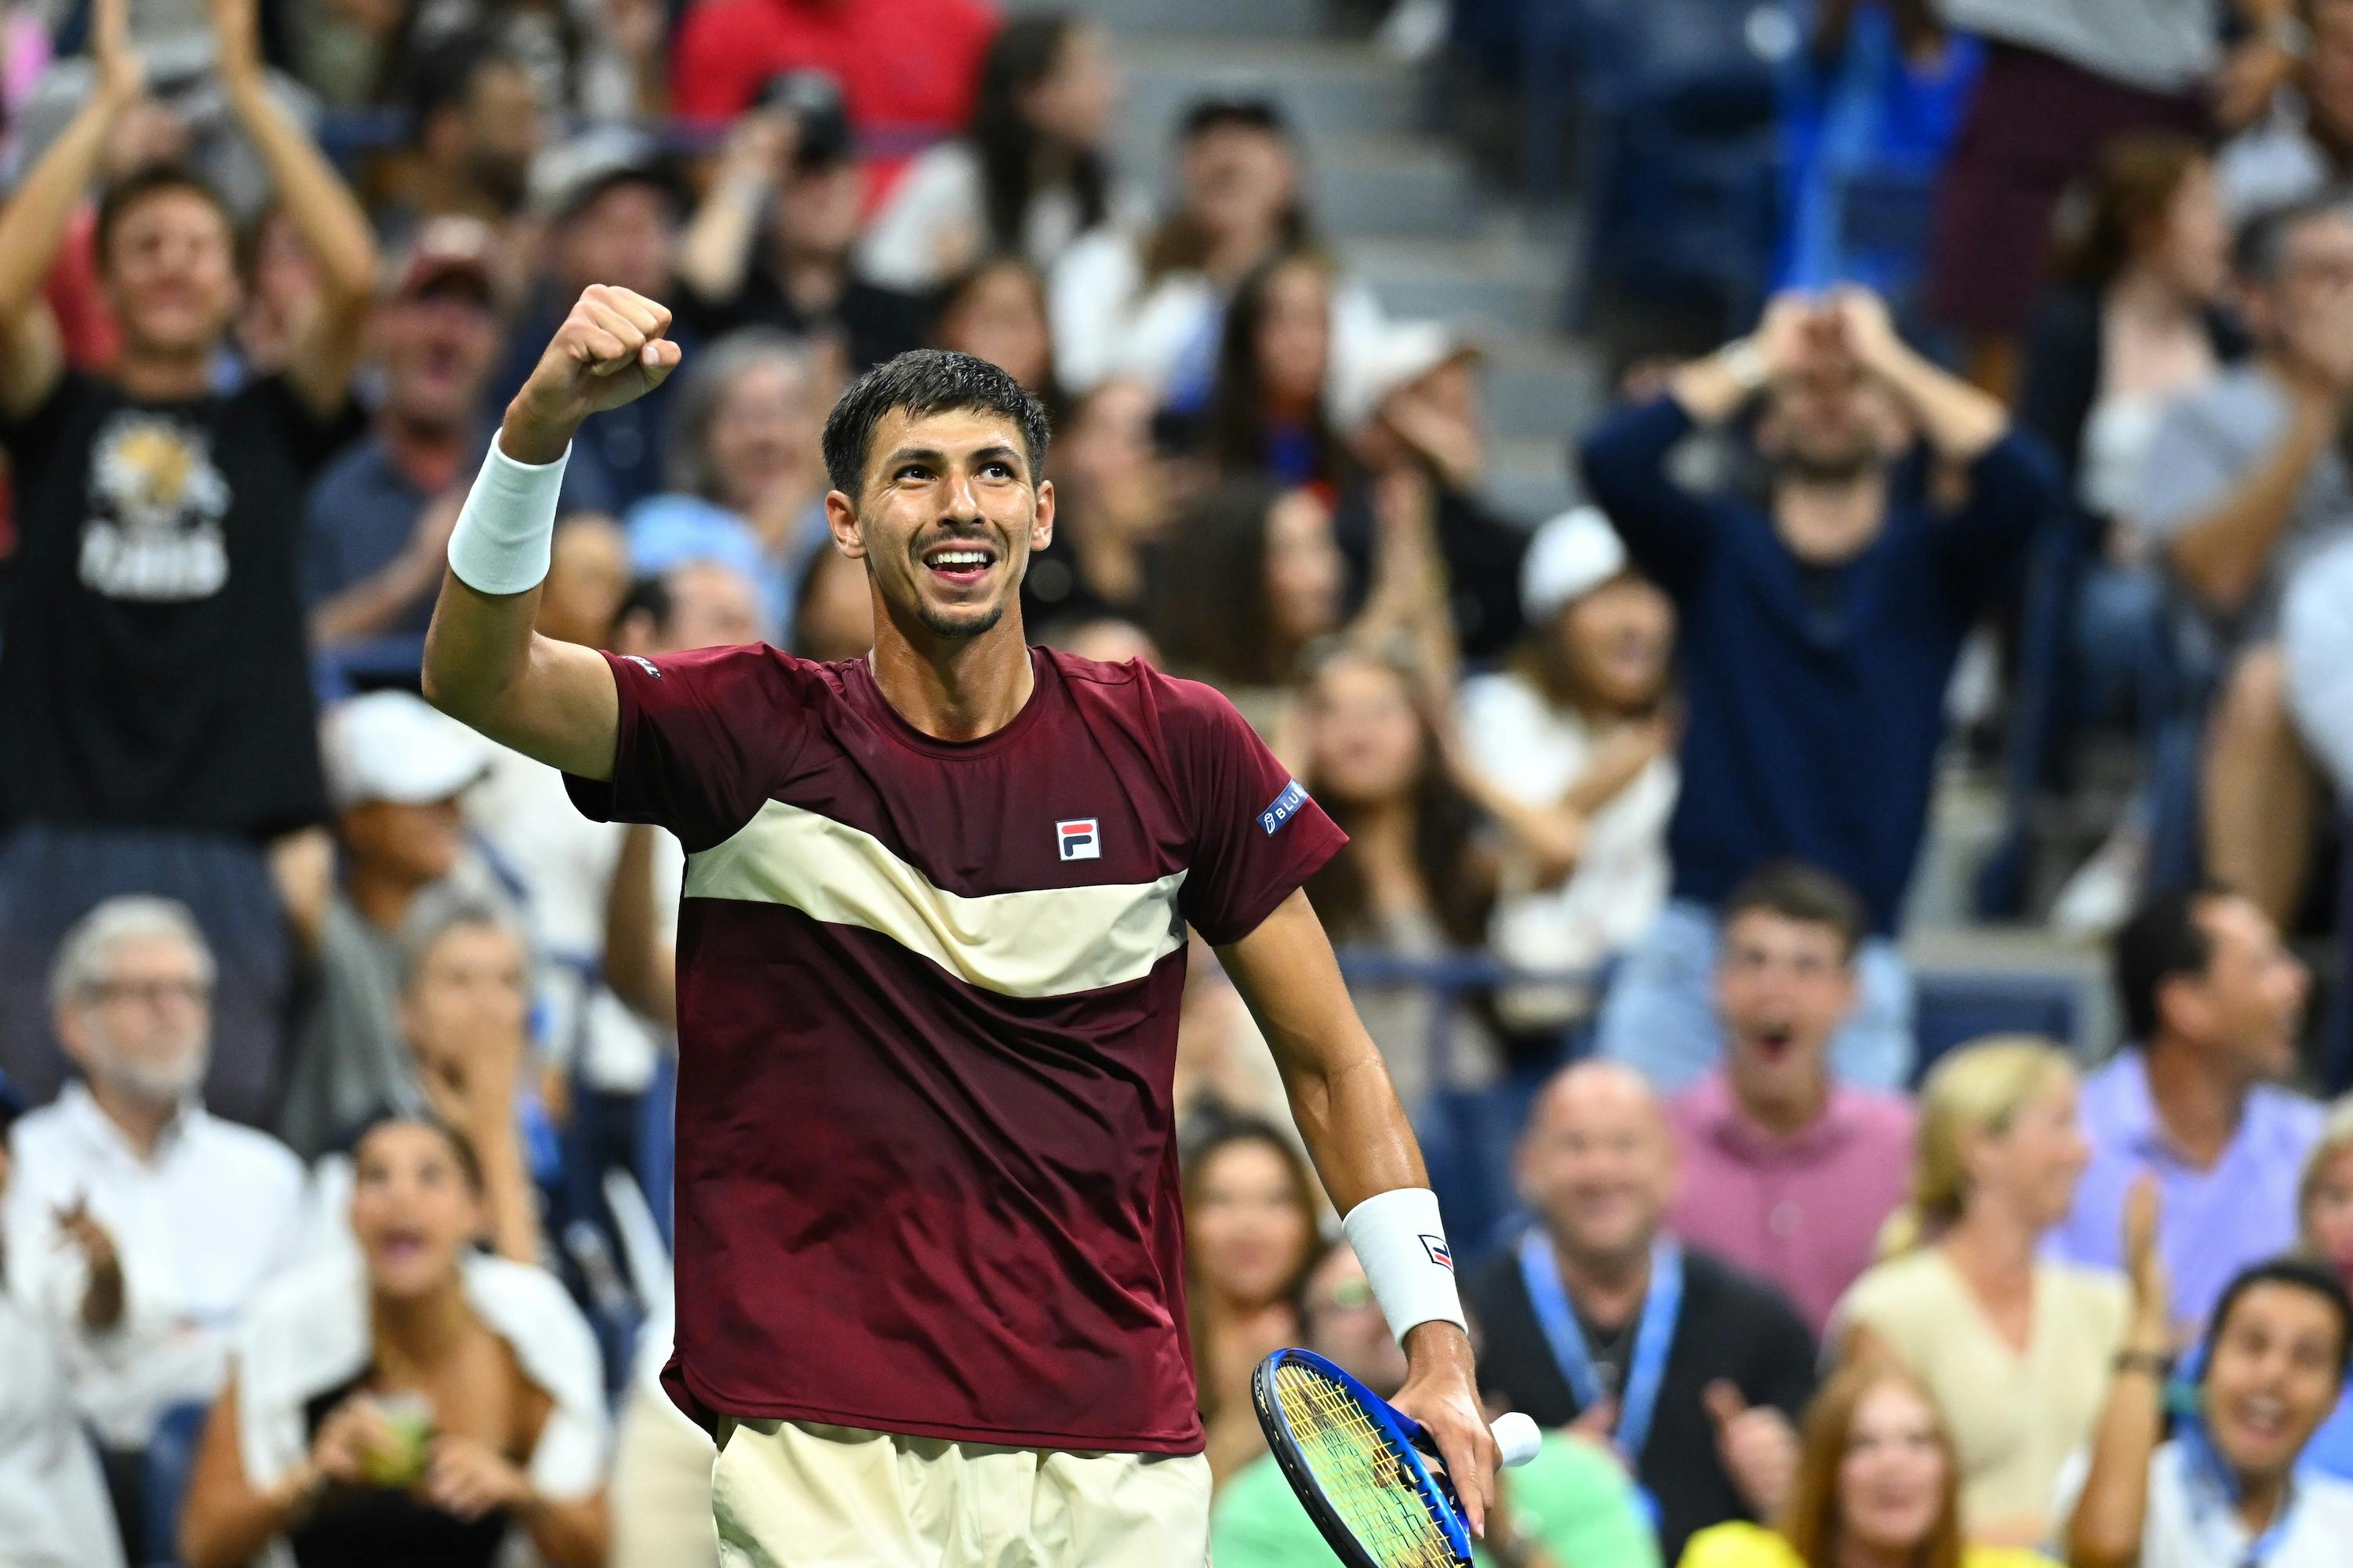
[{"left": 504, "top": 286, "right": 684, "bottom": 460}]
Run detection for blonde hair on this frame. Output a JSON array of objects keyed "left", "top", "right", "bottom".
[
  {"left": 2300, "top": 1097, "right": 2353, "bottom": 1250},
  {"left": 1879, "top": 1035, "right": 2077, "bottom": 1257}
]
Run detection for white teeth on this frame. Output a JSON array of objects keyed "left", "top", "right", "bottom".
[{"left": 929, "top": 551, "right": 989, "bottom": 567}]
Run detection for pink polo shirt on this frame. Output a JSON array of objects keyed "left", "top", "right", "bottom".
[{"left": 1664, "top": 1071, "right": 1916, "bottom": 1334}]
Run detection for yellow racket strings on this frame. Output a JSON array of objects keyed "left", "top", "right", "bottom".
[{"left": 1273, "top": 1363, "right": 1458, "bottom": 1568}]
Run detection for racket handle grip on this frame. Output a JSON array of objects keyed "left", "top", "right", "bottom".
[{"left": 1492, "top": 1412, "right": 1541, "bottom": 1468}]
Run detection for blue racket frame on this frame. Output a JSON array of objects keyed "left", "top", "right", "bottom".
[{"left": 1249, "top": 1347, "right": 1475, "bottom": 1568}]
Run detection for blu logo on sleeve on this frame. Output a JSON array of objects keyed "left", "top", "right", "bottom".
[{"left": 1258, "top": 779, "right": 1309, "bottom": 835}]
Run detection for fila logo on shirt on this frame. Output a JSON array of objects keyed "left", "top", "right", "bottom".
[{"left": 1056, "top": 818, "right": 1101, "bottom": 861}]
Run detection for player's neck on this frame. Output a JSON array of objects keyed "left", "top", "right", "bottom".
[{"left": 868, "top": 609, "right": 1037, "bottom": 742}]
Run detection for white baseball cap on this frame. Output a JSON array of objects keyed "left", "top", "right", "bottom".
[
  {"left": 1333, "top": 318, "right": 1482, "bottom": 434},
  {"left": 322, "top": 691, "right": 493, "bottom": 811},
  {"left": 1520, "top": 505, "right": 1629, "bottom": 624}
]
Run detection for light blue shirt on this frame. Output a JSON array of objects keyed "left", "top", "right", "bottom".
[{"left": 2049, "top": 1052, "right": 2322, "bottom": 1330}]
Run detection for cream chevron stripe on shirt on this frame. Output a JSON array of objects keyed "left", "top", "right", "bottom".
[{"left": 683, "top": 799, "right": 1190, "bottom": 998}]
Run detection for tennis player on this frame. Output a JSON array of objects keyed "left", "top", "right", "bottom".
[{"left": 421, "top": 286, "right": 1499, "bottom": 1564}]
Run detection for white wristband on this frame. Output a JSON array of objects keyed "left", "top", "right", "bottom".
[
  {"left": 1340, "top": 1187, "right": 1467, "bottom": 1345},
  {"left": 446, "top": 438, "right": 570, "bottom": 595}
]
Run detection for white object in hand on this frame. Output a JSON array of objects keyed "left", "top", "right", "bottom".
[{"left": 1491, "top": 1411, "right": 1541, "bottom": 1468}]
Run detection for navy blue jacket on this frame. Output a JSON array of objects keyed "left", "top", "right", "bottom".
[{"left": 1578, "top": 397, "right": 2058, "bottom": 933}]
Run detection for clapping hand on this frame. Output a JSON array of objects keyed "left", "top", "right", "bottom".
[
  {"left": 2122, "top": 1170, "right": 2172, "bottom": 1341},
  {"left": 205, "top": 0, "right": 266, "bottom": 95},
  {"left": 1704, "top": 1381, "right": 1800, "bottom": 1519},
  {"left": 53, "top": 1197, "right": 125, "bottom": 1330},
  {"left": 93, "top": 0, "right": 145, "bottom": 110}
]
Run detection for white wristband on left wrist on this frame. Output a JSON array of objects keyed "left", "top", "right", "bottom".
[{"left": 1340, "top": 1187, "right": 1468, "bottom": 1345}]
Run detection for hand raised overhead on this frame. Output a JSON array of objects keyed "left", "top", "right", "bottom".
[{"left": 504, "top": 286, "right": 684, "bottom": 461}]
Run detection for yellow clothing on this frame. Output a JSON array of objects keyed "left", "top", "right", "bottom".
[
  {"left": 1675, "top": 1521, "right": 2058, "bottom": 1568},
  {"left": 1835, "top": 1247, "right": 2128, "bottom": 1531}
]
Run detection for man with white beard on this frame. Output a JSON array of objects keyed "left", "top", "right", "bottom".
[{"left": 1, "top": 897, "right": 305, "bottom": 1558}]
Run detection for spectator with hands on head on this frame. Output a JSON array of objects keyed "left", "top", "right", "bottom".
[{"left": 1584, "top": 286, "right": 2052, "bottom": 1096}]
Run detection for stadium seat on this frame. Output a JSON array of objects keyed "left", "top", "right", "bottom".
[{"left": 1908, "top": 971, "right": 2086, "bottom": 1086}]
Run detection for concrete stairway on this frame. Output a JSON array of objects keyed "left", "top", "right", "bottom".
[{"left": 1009, "top": 0, "right": 1595, "bottom": 521}]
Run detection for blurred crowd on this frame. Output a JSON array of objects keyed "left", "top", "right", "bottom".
[{"left": 6, "top": 0, "right": 2353, "bottom": 1566}]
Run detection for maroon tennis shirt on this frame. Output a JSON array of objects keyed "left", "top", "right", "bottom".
[{"left": 566, "top": 643, "right": 1344, "bottom": 1453}]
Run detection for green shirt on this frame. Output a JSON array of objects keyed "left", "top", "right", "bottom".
[{"left": 1210, "top": 1432, "right": 1664, "bottom": 1568}]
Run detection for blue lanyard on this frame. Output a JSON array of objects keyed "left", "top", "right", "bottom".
[
  {"left": 1518, "top": 1230, "right": 1684, "bottom": 1461},
  {"left": 2181, "top": 1428, "right": 2300, "bottom": 1567}
]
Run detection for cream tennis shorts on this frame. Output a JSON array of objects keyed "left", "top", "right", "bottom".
[{"left": 711, "top": 1417, "right": 1212, "bottom": 1567}]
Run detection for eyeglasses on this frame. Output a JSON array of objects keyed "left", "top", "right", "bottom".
[{"left": 88, "top": 978, "right": 211, "bottom": 1008}]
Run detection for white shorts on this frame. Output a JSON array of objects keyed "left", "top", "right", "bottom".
[{"left": 711, "top": 1418, "right": 1212, "bottom": 1568}]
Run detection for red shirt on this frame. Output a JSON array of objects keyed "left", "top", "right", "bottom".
[
  {"left": 566, "top": 645, "right": 1343, "bottom": 1451},
  {"left": 671, "top": 0, "right": 998, "bottom": 169}
]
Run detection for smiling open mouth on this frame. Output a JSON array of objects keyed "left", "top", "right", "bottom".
[{"left": 921, "top": 541, "right": 998, "bottom": 586}]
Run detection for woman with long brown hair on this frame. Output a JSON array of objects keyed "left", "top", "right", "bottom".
[
  {"left": 1181, "top": 1119, "right": 1322, "bottom": 1489},
  {"left": 1207, "top": 249, "right": 1346, "bottom": 491},
  {"left": 1676, "top": 1361, "right": 2056, "bottom": 1568},
  {"left": 1295, "top": 642, "right": 1500, "bottom": 1108}
]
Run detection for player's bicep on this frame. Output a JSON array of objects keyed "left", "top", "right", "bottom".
[
  {"left": 1216, "top": 889, "right": 1378, "bottom": 1081},
  {"left": 464, "top": 632, "right": 621, "bottom": 781}
]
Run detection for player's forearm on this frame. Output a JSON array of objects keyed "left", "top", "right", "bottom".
[{"left": 1281, "top": 1046, "right": 1428, "bottom": 1213}]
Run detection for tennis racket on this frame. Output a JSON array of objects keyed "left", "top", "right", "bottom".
[{"left": 1252, "top": 1347, "right": 1543, "bottom": 1568}]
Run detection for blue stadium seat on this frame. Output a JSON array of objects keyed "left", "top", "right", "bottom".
[
  {"left": 1909, "top": 971, "right": 2086, "bottom": 1086},
  {"left": 141, "top": 1399, "right": 214, "bottom": 1568}
]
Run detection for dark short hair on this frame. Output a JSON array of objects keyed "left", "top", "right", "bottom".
[
  {"left": 94, "top": 162, "right": 235, "bottom": 274},
  {"left": 2234, "top": 195, "right": 2353, "bottom": 286},
  {"left": 1719, "top": 860, "right": 1867, "bottom": 962},
  {"left": 2202, "top": 1256, "right": 2353, "bottom": 1382},
  {"left": 412, "top": 31, "right": 525, "bottom": 123},
  {"left": 615, "top": 571, "right": 673, "bottom": 641},
  {"left": 1179, "top": 96, "right": 1288, "bottom": 142},
  {"left": 819, "top": 348, "right": 1049, "bottom": 500},
  {"left": 338, "top": 1106, "right": 487, "bottom": 1195},
  {"left": 2114, "top": 884, "right": 2231, "bottom": 1044}
]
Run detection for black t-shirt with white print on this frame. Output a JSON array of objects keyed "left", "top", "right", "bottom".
[{"left": 0, "top": 371, "right": 362, "bottom": 837}]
